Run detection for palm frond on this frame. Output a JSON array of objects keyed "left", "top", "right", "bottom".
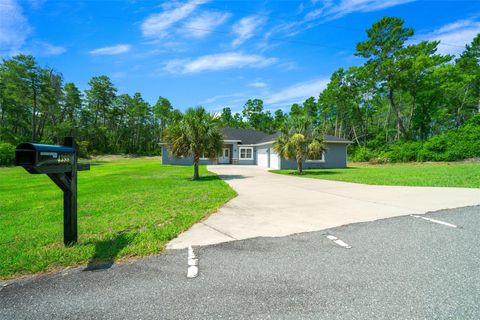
[
  {"left": 273, "top": 114, "right": 326, "bottom": 163},
  {"left": 162, "top": 106, "right": 223, "bottom": 161}
]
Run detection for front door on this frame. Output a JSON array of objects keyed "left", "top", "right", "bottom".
[{"left": 218, "top": 147, "right": 230, "bottom": 164}]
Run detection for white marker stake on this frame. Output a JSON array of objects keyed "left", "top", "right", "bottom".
[
  {"left": 187, "top": 246, "right": 199, "bottom": 278},
  {"left": 326, "top": 235, "right": 352, "bottom": 249},
  {"left": 410, "top": 215, "right": 457, "bottom": 228}
]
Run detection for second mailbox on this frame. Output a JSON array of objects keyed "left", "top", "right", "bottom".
[{"left": 15, "top": 143, "right": 75, "bottom": 174}]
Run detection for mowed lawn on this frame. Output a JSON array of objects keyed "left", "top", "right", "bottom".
[
  {"left": 272, "top": 162, "right": 480, "bottom": 188},
  {"left": 0, "top": 159, "right": 236, "bottom": 279}
]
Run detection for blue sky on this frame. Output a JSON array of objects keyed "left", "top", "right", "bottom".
[{"left": 1, "top": 0, "right": 479, "bottom": 113}]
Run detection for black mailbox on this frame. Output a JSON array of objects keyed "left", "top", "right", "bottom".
[
  {"left": 15, "top": 137, "right": 90, "bottom": 246},
  {"left": 16, "top": 143, "right": 75, "bottom": 174}
]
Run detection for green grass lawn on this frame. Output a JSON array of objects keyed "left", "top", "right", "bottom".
[
  {"left": 272, "top": 162, "right": 480, "bottom": 188},
  {"left": 0, "top": 158, "right": 236, "bottom": 279}
]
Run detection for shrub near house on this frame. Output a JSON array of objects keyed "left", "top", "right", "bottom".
[{"left": 350, "top": 115, "right": 480, "bottom": 163}]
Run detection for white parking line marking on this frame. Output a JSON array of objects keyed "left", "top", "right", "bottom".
[
  {"left": 187, "top": 266, "right": 198, "bottom": 278},
  {"left": 187, "top": 245, "right": 199, "bottom": 279},
  {"left": 410, "top": 215, "right": 457, "bottom": 228},
  {"left": 326, "top": 235, "right": 352, "bottom": 249},
  {"left": 188, "top": 246, "right": 196, "bottom": 259}
]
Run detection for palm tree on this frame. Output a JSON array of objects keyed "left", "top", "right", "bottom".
[
  {"left": 162, "top": 106, "right": 223, "bottom": 180},
  {"left": 273, "top": 115, "right": 325, "bottom": 175}
]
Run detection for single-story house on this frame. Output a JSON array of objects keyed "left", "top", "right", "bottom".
[{"left": 161, "top": 127, "right": 352, "bottom": 169}]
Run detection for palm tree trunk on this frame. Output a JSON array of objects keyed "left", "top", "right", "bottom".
[
  {"left": 297, "top": 159, "right": 303, "bottom": 175},
  {"left": 193, "top": 154, "right": 200, "bottom": 180}
]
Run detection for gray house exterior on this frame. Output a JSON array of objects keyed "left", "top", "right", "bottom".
[{"left": 161, "top": 127, "right": 351, "bottom": 170}]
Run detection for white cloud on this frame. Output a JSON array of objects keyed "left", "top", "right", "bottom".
[
  {"left": 89, "top": 44, "right": 131, "bottom": 56},
  {"left": 297, "top": 3, "right": 305, "bottom": 14},
  {"left": 306, "top": 0, "right": 415, "bottom": 21},
  {"left": 30, "top": 41, "right": 66, "bottom": 56},
  {"left": 0, "top": 1, "right": 65, "bottom": 57},
  {"left": 141, "top": 0, "right": 208, "bottom": 38},
  {"left": 182, "top": 11, "right": 230, "bottom": 38},
  {"left": 4, "top": 40, "right": 67, "bottom": 57},
  {"left": 203, "top": 93, "right": 246, "bottom": 104},
  {"left": 111, "top": 71, "right": 127, "bottom": 79},
  {"left": 164, "top": 52, "right": 277, "bottom": 74},
  {"left": 417, "top": 19, "right": 480, "bottom": 56},
  {"left": 0, "top": 0, "right": 31, "bottom": 54},
  {"left": 249, "top": 80, "right": 268, "bottom": 89},
  {"left": 264, "top": 78, "right": 329, "bottom": 106},
  {"left": 232, "top": 15, "right": 266, "bottom": 47},
  {"left": 269, "top": 0, "right": 414, "bottom": 43},
  {"left": 203, "top": 97, "right": 250, "bottom": 113}
]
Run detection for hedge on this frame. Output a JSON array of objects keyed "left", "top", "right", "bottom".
[
  {"left": 349, "top": 114, "right": 480, "bottom": 163},
  {"left": 0, "top": 142, "right": 15, "bottom": 166}
]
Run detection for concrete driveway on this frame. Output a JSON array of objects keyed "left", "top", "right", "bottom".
[{"left": 167, "top": 165, "right": 480, "bottom": 249}]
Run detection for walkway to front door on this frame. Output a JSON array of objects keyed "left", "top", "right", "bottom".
[{"left": 218, "top": 147, "right": 230, "bottom": 164}]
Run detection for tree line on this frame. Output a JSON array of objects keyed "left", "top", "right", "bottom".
[
  {"left": 1, "top": 16, "right": 479, "bottom": 164},
  {"left": 0, "top": 55, "right": 181, "bottom": 156},
  {"left": 217, "top": 17, "right": 480, "bottom": 156}
]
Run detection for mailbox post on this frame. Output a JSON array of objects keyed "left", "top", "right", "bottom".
[{"left": 15, "top": 137, "right": 90, "bottom": 246}]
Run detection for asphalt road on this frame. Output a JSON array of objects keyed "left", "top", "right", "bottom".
[{"left": 1, "top": 206, "right": 479, "bottom": 319}]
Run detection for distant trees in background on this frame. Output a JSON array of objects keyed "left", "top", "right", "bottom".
[
  {"left": 220, "top": 17, "right": 480, "bottom": 162},
  {"left": 0, "top": 56, "right": 171, "bottom": 156},
  {"left": 1, "top": 16, "right": 479, "bottom": 165}
]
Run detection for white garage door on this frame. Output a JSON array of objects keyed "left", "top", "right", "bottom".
[
  {"left": 269, "top": 151, "right": 280, "bottom": 169},
  {"left": 257, "top": 151, "right": 269, "bottom": 168}
]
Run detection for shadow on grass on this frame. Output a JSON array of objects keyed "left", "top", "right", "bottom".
[
  {"left": 83, "top": 231, "right": 136, "bottom": 272},
  {"left": 300, "top": 171, "right": 341, "bottom": 176},
  {"left": 80, "top": 159, "right": 110, "bottom": 166},
  {"left": 280, "top": 167, "right": 359, "bottom": 176},
  {"left": 283, "top": 170, "right": 345, "bottom": 176},
  {"left": 87, "top": 162, "right": 105, "bottom": 166},
  {"left": 188, "top": 174, "right": 246, "bottom": 182},
  {"left": 216, "top": 174, "right": 247, "bottom": 181}
]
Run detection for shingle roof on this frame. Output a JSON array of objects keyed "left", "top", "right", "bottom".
[
  {"left": 324, "top": 135, "right": 352, "bottom": 143},
  {"left": 256, "top": 132, "right": 280, "bottom": 144},
  {"left": 222, "top": 127, "right": 270, "bottom": 144},
  {"left": 222, "top": 127, "right": 352, "bottom": 144}
]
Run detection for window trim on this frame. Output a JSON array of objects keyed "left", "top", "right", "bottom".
[
  {"left": 239, "top": 147, "right": 254, "bottom": 160},
  {"left": 306, "top": 151, "right": 325, "bottom": 163}
]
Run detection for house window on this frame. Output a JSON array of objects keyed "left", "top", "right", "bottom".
[
  {"left": 239, "top": 147, "right": 253, "bottom": 160},
  {"left": 200, "top": 152, "right": 208, "bottom": 160},
  {"left": 306, "top": 152, "right": 325, "bottom": 162}
]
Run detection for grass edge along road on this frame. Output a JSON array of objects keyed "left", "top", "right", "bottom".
[
  {"left": 0, "top": 158, "right": 236, "bottom": 280},
  {"left": 271, "top": 162, "right": 480, "bottom": 188}
]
